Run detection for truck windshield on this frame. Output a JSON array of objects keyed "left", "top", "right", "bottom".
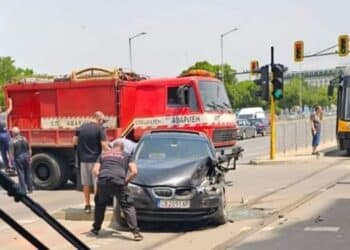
[{"left": 199, "top": 80, "right": 232, "bottom": 112}]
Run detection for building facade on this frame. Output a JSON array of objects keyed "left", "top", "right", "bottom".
[{"left": 285, "top": 66, "right": 345, "bottom": 87}]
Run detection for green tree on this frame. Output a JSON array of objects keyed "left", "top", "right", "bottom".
[
  {"left": 182, "top": 61, "right": 237, "bottom": 85},
  {"left": 279, "top": 77, "right": 336, "bottom": 110},
  {"left": 232, "top": 80, "right": 267, "bottom": 109},
  {"left": 0, "top": 57, "right": 34, "bottom": 104}
]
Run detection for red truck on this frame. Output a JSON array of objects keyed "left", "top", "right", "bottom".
[{"left": 4, "top": 67, "right": 240, "bottom": 189}]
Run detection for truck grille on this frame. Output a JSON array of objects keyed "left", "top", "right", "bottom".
[{"left": 212, "top": 129, "right": 236, "bottom": 142}]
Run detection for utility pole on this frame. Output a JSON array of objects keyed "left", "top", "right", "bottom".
[
  {"left": 220, "top": 27, "right": 238, "bottom": 81},
  {"left": 299, "top": 64, "right": 302, "bottom": 109},
  {"left": 128, "top": 32, "right": 147, "bottom": 71},
  {"left": 270, "top": 46, "right": 276, "bottom": 160}
]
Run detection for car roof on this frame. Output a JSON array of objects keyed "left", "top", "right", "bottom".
[{"left": 144, "top": 131, "right": 208, "bottom": 141}]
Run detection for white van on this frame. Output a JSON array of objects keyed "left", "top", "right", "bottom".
[{"left": 238, "top": 107, "right": 266, "bottom": 120}]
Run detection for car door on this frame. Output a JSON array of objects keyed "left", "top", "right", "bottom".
[
  {"left": 244, "top": 120, "right": 252, "bottom": 138},
  {"left": 248, "top": 120, "right": 255, "bottom": 137}
]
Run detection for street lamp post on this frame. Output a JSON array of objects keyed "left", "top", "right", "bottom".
[
  {"left": 220, "top": 27, "right": 238, "bottom": 82},
  {"left": 128, "top": 32, "right": 147, "bottom": 71}
]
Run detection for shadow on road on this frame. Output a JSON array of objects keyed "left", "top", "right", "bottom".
[
  {"left": 323, "top": 147, "right": 348, "bottom": 158},
  {"left": 110, "top": 219, "right": 219, "bottom": 233}
]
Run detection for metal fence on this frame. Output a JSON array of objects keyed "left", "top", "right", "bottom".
[{"left": 276, "top": 116, "right": 336, "bottom": 155}]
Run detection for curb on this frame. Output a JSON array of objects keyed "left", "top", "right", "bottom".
[
  {"left": 250, "top": 145, "right": 339, "bottom": 166},
  {"left": 250, "top": 153, "right": 324, "bottom": 166},
  {"left": 53, "top": 207, "right": 114, "bottom": 221}
]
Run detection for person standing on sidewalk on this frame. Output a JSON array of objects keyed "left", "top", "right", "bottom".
[
  {"left": 9, "top": 127, "right": 33, "bottom": 194},
  {"left": 73, "top": 111, "right": 109, "bottom": 214},
  {"left": 91, "top": 141, "right": 143, "bottom": 241},
  {"left": 310, "top": 105, "right": 323, "bottom": 155}
]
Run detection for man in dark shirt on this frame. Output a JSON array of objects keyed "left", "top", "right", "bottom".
[
  {"left": 73, "top": 111, "right": 109, "bottom": 213},
  {"left": 91, "top": 141, "right": 143, "bottom": 241},
  {"left": 9, "top": 127, "right": 32, "bottom": 194}
]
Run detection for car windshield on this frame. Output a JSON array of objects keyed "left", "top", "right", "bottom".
[
  {"left": 135, "top": 136, "right": 212, "bottom": 161},
  {"left": 199, "top": 80, "right": 232, "bottom": 112},
  {"left": 238, "top": 114, "right": 254, "bottom": 120},
  {"left": 250, "top": 119, "right": 267, "bottom": 125}
]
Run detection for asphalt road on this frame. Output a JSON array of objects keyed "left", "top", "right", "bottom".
[
  {"left": 0, "top": 141, "right": 348, "bottom": 249},
  {"left": 0, "top": 181, "right": 82, "bottom": 229},
  {"left": 234, "top": 176, "right": 350, "bottom": 250},
  {"left": 0, "top": 136, "right": 269, "bottom": 229},
  {"left": 236, "top": 135, "right": 269, "bottom": 164}
]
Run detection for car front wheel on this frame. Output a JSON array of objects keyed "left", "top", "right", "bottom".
[{"left": 213, "top": 189, "right": 227, "bottom": 225}]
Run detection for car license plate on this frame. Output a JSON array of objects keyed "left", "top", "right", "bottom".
[{"left": 158, "top": 200, "right": 190, "bottom": 208}]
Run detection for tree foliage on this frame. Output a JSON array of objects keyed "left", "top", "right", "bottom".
[
  {"left": 280, "top": 77, "right": 336, "bottom": 109},
  {"left": 0, "top": 56, "right": 34, "bottom": 104}
]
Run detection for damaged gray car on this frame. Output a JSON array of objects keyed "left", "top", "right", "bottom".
[{"left": 115, "top": 130, "right": 238, "bottom": 225}]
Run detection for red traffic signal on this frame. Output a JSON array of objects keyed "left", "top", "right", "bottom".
[
  {"left": 338, "top": 35, "right": 349, "bottom": 57},
  {"left": 294, "top": 41, "right": 304, "bottom": 62},
  {"left": 250, "top": 60, "right": 259, "bottom": 75}
]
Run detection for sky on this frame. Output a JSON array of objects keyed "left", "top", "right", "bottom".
[{"left": 0, "top": 0, "right": 349, "bottom": 79}]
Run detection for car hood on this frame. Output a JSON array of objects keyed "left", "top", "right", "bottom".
[{"left": 133, "top": 157, "right": 210, "bottom": 187}]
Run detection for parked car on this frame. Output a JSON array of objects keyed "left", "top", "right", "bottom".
[
  {"left": 237, "top": 107, "right": 266, "bottom": 120},
  {"left": 237, "top": 119, "right": 257, "bottom": 139},
  {"left": 115, "top": 130, "right": 235, "bottom": 225},
  {"left": 249, "top": 118, "right": 269, "bottom": 136}
]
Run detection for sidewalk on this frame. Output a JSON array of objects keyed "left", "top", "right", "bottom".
[{"left": 0, "top": 152, "right": 349, "bottom": 250}]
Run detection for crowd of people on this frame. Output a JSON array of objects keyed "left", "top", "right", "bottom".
[
  {"left": 73, "top": 111, "right": 143, "bottom": 241},
  {"left": 0, "top": 107, "right": 143, "bottom": 241}
]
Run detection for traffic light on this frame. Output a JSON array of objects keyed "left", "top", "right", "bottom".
[
  {"left": 271, "top": 64, "right": 287, "bottom": 100},
  {"left": 338, "top": 34, "right": 349, "bottom": 57},
  {"left": 254, "top": 65, "right": 269, "bottom": 101},
  {"left": 250, "top": 60, "right": 259, "bottom": 75},
  {"left": 294, "top": 41, "right": 304, "bottom": 62}
]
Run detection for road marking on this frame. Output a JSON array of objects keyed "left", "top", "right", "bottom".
[
  {"left": 262, "top": 226, "right": 274, "bottom": 232},
  {"left": 304, "top": 227, "right": 340, "bottom": 232},
  {"left": 240, "top": 226, "right": 252, "bottom": 232},
  {"left": 88, "top": 244, "right": 100, "bottom": 248}
]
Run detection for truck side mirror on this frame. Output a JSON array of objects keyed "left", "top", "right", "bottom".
[{"left": 328, "top": 85, "right": 334, "bottom": 96}]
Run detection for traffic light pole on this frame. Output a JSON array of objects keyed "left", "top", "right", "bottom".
[{"left": 270, "top": 46, "right": 276, "bottom": 160}]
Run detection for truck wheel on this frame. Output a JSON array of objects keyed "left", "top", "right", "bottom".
[{"left": 31, "top": 153, "right": 69, "bottom": 190}]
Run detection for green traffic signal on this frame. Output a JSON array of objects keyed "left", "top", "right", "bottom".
[
  {"left": 273, "top": 89, "right": 283, "bottom": 99},
  {"left": 271, "top": 64, "right": 287, "bottom": 101}
]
